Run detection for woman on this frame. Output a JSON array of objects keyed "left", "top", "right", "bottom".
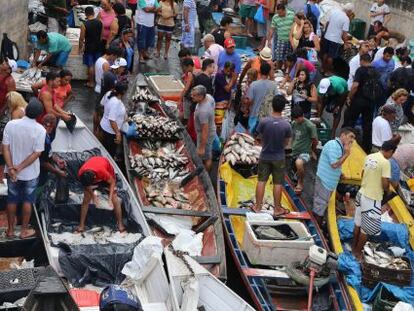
[
  {"left": 0, "top": 58, "right": 16, "bottom": 114},
  {"left": 287, "top": 68, "right": 317, "bottom": 119},
  {"left": 297, "top": 20, "right": 320, "bottom": 63},
  {"left": 380, "top": 88, "right": 409, "bottom": 133},
  {"left": 113, "top": 2, "right": 132, "bottom": 36},
  {"left": 98, "top": 0, "right": 118, "bottom": 49},
  {"left": 155, "top": 0, "right": 178, "bottom": 59},
  {"left": 289, "top": 12, "right": 305, "bottom": 51},
  {"left": 110, "top": 28, "right": 134, "bottom": 71},
  {"left": 99, "top": 82, "right": 128, "bottom": 158},
  {"left": 6, "top": 91, "right": 27, "bottom": 120},
  {"left": 181, "top": 0, "right": 197, "bottom": 49}
]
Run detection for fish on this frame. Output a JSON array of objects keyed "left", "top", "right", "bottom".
[
  {"left": 223, "top": 133, "right": 261, "bottom": 166},
  {"left": 130, "top": 114, "right": 182, "bottom": 140},
  {"left": 362, "top": 242, "right": 410, "bottom": 270},
  {"left": 145, "top": 183, "right": 190, "bottom": 208}
]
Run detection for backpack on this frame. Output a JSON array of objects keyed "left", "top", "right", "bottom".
[
  {"left": 306, "top": 4, "right": 318, "bottom": 33},
  {"left": 361, "top": 67, "right": 383, "bottom": 102},
  {"left": 258, "top": 83, "right": 278, "bottom": 120}
]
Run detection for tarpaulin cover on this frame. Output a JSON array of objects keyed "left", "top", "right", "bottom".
[
  {"left": 38, "top": 148, "right": 144, "bottom": 287},
  {"left": 337, "top": 218, "right": 414, "bottom": 304}
]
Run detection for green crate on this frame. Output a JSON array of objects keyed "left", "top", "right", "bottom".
[
  {"left": 373, "top": 287, "right": 398, "bottom": 311},
  {"left": 317, "top": 121, "right": 332, "bottom": 145},
  {"left": 233, "top": 36, "right": 248, "bottom": 49}
]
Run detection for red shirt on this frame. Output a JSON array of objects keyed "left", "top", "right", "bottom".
[{"left": 78, "top": 156, "right": 115, "bottom": 184}]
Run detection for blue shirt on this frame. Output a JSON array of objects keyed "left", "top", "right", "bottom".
[
  {"left": 372, "top": 58, "right": 395, "bottom": 89},
  {"left": 316, "top": 138, "right": 344, "bottom": 191},
  {"left": 304, "top": 2, "right": 320, "bottom": 32},
  {"left": 217, "top": 51, "right": 242, "bottom": 74}
]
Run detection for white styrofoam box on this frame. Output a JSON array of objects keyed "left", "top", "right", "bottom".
[
  {"left": 65, "top": 54, "right": 87, "bottom": 80},
  {"left": 242, "top": 220, "right": 315, "bottom": 266},
  {"left": 147, "top": 75, "right": 184, "bottom": 98}
]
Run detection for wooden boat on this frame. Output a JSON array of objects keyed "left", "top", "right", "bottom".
[
  {"left": 327, "top": 142, "right": 414, "bottom": 310},
  {"left": 38, "top": 117, "right": 177, "bottom": 310},
  {"left": 123, "top": 85, "right": 226, "bottom": 280},
  {"left": 217, "top": 157, "right": 353, "bottom": 311}
]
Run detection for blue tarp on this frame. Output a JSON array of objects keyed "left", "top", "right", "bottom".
[{"left": 337, "top": 218, "right": 414, "bottom": 304}]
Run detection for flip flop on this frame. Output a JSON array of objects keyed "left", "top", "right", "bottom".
[
  {"left": 74, "top": 228, "right": 84, "bottom": 234},
  {"left": 19, "top": 229, "right": 36, "bottom": 239},
  {"left": 273, "top": 208, "right": 290, "bottom": 218},
  {"left": 5, "top": 229, "right": 15, "bottom": 239},
  {"left": 294, "top": 186, "right": 303, "bottom": 195},
  {"left": 118, "top": 227, "right": 127, "bottom": 234}
]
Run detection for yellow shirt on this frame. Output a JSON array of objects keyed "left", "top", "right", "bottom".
[
  {"left": 158, "top": 2, "right": 178, "bottom": 27},
  {"left": 360, "top": 152, "right": 391, "bottom": 201}
]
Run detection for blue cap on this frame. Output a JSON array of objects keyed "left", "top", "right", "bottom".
[{"left": 99, "top": 285, "right": 142, "bottom": 311}]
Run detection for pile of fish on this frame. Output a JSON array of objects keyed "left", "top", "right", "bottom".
[
  {"left": 49, "top": 225, "right": 142, "bottom": 245},
  {"left": 363, "top": 242, "right": 410, "bottom": 270},
  {"left": 130, "top": 114, "right": 182, "bottom": 140},
  {"left": 132, "top": 86, "right": 159, "bottom": 103},
  {"left": 223, "top": 133, "right": 261, "bottom": 165},
  {"left": 129, "top": 144, "right": 190, "bottom": 181},
  {"left": 145, "top": 183, "right": 191, "bottom": 209},
  {"left": 16, "top": 68, "right": 43, "bottom": 90},
  {"left": 239, "top": 199, "right": 275, "bottom": 213}
]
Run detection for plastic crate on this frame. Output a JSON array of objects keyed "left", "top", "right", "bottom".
[
  {"left": 372, "top": 287, "right": 399, "bottom": 311},
  {"left": 361, "top": 256, "right": 412, "bottom": 289},
  {"left": 317, "top": 121, "right": 332, "bottom": 145},
  {"left": 233, "top": 36, "right": 248, "bottom": 49}
]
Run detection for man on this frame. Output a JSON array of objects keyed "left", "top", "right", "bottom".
[
  {"left": 392, "top": 143, "right": 414, "bottom": 172},
  {"left": 291, "top": 106, "right": 318, "bottom": 195},
  {"left": 78, "top": 156, "right": 125, "bottom": 233},
  {"left": 202, "top": 34, "right": 224, "bottom": 75},
  {"left": 246, "top": 62, "right": 278, "bottom": 134},
  {"left": 217, "top": 38, "right": 242, "bottom": 75},
  {"left": 0, "top": 58, "right": 17, "bottom": 112},
  {"left": 3, "top": 98, "right": 46, "bottom": 238},
  {"left": 238, "top": 46, "right": 274, "bottom": 85},
  {"left": 33, "top": 31, "right": 72, "bottom": 68},
  {"left": 101, "top": 58, "right": 128, "bottom": 99},
  {"left": 79, "top": 6, "right": 103, "bottom": 88},
  {"left": 371, "top": 21, "right": 390, "bottom": 46},
  {"left": 372, "top": 46, "right": 395, "bottom": 91},
  {"left": 368, "top": 0, "right": 391, "bottom": 36},
  {"left": 317, "top": 75, "right": 348, "bottom": 138},
  {"left": 254, "top": 95, "right": 292, "bottom": 217},
  {"left": 347, "top": 41, "right": 370, "bottom": 89},
  {"left": 110, "top": 28, "right": 135, "bottom": 71},
  {"left": 343, "top": 54, "right": 382, "bottom": 153},
  {"left": 304, "top": 0, "right": 320, "bottom": 36},
  {"left": 191, "top": 85, "right": 216, "bottom": 171},
  {"left": 313, "top": 127, "right": 356, "bottom": 225},
  {"left": 321, "top": 2, "right": 354, "bottom": 59},
  {"left": 267, "top": 4, "right": 295, "bottom": 70},
  {"left": 372, "top": 105, "right": 401, "bottom": 153},
  {"left": 94, "top": 47, "right": 122, "bottom": 96},
  {"left": 239, "top": 0, "right": 257, "bottom": 37},
  {"left": 211, "top": 16, "right": 233, "bottom": 47},
  {"left": 196, "top": 0, "right": 215, "bottom": 35},
  {"left": 352, "top": 140, "right": 396, "bottom": 259},
  {"left": 135, "top": 0, "right": 160, "bottom": 63},
  {"left": 193, "top": 59, "right": 214, "bottom": 95},
  {"left": 44, "top": 0, "right": 68, "bottom": 34},
  {"left": 178, "top": 48, "right": 202, "bottom": 71}
]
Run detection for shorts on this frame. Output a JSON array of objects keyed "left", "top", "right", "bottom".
[
  {"left": 312, "top": 176, "right": 333, "bottom": 217},
  {"left": 50, "top": 50, "right": 71, "bottom": 67},
  {"left": 181, "top": 25, "right": 195, "bottom": 48},
  {"left": 274, "top": 39, "right": 292, "bottom": 62},
  {"left": 157, "top": 24, "right": 175, "bottom": 34},
  {"left": 137, "top": 24, "right": 155, "bottom": 50},
  {"left": 197, "top": 135, "right": 214, "bottom": 161},
  {"left": 7, "top": 177, "right": 39, "bottom": 204},
  {"left": 83, "top": 52, "right": 102, "bottom": 67},
  {"left": 293, "top": 153, "right": 311, "bottom": 164},
  {"left": 257, "top": 159, "right": 286, "bottom": 184},
  {"left": 354, "top": 191, "right": 382, "bottom": 236},
  {"left": 321, "top": 38, "right": 342, "bottom": 59},
  {"left": 389, "top": 158, "right": 400, "bottom": 183},
  {"left": 239, "top": 4, "right": 257, "bottom": 19}
]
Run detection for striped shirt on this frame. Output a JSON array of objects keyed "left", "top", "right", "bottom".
[
  {"left": 271, "top": 9, "right": 295, "bottom": 41},
  {"left": 316, "top": 138, "right": 344, "bottom": 191}
]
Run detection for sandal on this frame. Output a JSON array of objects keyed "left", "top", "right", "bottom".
[
  {"left": 19, "top": 228, "right": 36, "bottom": 239},
  {"left": 5, "top": 229, "right": 15, "bottom": 239},
  {"left": 74, "top": 227, "right": 84, "bottom": 234},
  {"left": 294, "top": 185, "right": 303, "bottom": 195},
  {"left": 273, "top": 208, "right": 290, "bottom": 218}
]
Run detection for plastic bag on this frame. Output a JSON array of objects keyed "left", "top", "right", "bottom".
[
  {"left": 55, "top": 175, "right": 69, "bottom": 204},
  {"left": 254, "top": 6, "right": 266, "bottom": 24},
  {"left": 307, "top": 48, "right": 318, "bottom": 63}
]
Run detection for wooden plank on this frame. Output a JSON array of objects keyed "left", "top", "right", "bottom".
[
  {"left": 193, "top": 255, "right": 221, "bottom": 265},
  {"left": 143, "top": 206, "right": 212, "bottom": 217},
  {"left": 193, "top": 215, "right": 218, "bottom": 233},
  {"left": 242, "top": 267, "right": 290, "bottom": 279},
  {"left": 221, "top": 207, "right": 311, "bottom": 219}
]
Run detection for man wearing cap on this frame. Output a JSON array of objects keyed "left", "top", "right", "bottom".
[
  {"left": 101, "top": 58, "right": 128, "bottom": 99},
  {"left": 352, "top": 140, "right": 396, "bottom": 260},
  {"left": 238, "top": 47, "right": 274, "bottom": 86},
  {"left": 321, "top": 2, "right": 354, "bottom": 60},
  {"left": 33, "top": 31, "right": 72, "bottom": 68},
  {"left": 110, "top": 29, "right": 134, "bottom": 71},
  {"left": 217, "top": 38, "right": 242, "bottom": 75},
  {"left": 202, "top": 34, "right": 224, "bottom": 75},
  {"left": 2, "top": 98, "right": 46, "bottom": 239},
  {"left": 372, "top": 105, "right": 401, "bottom": 153},
  {"left": 317, "top": 75, "right": 348, "bottom": 138},
  {"left": 0, "top": 58, "right": 17, "bottom": 113}
]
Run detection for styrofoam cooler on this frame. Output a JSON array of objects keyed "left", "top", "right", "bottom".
[
  {"left": 242, "top": 220, "right": 315, "bottom": 266},
  {"left": 147, "top": 75, "right": 184, "bottom": 98}
]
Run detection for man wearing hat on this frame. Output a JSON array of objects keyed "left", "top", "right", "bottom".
[
  {"left": 238, "top": 47, "right": 275, "bottom": 86},
  {"left": 317, "top": 75, "right": 348, "bottom": 138},
  {"left": 101, "top": 58, "right": 128, "bottom": 99},
  {"left": 202, "top": 34, "right": 224, "bottom": 75},
  {"left": 371, "top": 105, "right": 401, "bottom": 153},
  {"left": 2, "top": 98, "right": 46, "bottom": 239},
  {"left": 217, "top": 38, "right": 242, "bottom": 75},
  {"left": 352, "top": 140, "right": 397, "bottom": 260},
  {"left": 0, "top": 58, "right": 17, "bottom": 112}
]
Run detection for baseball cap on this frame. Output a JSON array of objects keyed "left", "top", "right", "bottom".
[
  {"left": 202, "top": 34, "right": 215, "bottom": 43},
  {"left": 382, "top": 104, "right": 397, "bottom": 114},
  {"left": 224, "top": 37, "right": 236, "bottom": 49},
  {"left": 26, "top": 97, "right": 44, "bottom": 119},
  {"left": 259, "top": 47, "right": 272, "bottom": 61},
  {"left": 7, "top": 59, "right": 17, "bottom": 72},
  {"left": 318, "top": 78, "right": 331, "bottom": 94},
  {"left": 110, "top": 58, "right": 127, "bottom": 69}
]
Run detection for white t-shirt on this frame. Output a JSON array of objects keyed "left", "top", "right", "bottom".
[
  {"left": 324, "top": 8, "right": 349, "bottom": 44},
  {"left": 347, "top": 54, "right": 360, "bottom": 90},
  {"left": 203, "top": 43, "right": 224, "bottom": 75},
  {"left": 94, "top": 57, "right": 109, "bottom": 94},
  {"left": 135, "top": 0, "right": 159, "bottom": 27},
  {"left": 3, "top": 117, "right": 46, "bottom": 181},
  {"left": 372, "top": 116, "right": 392, "bottom": 147},
  {"left": 100, "top": 96, "right": 126, "bottom": 135},
  {"left": 370, "top": 3, "right": 390, "bottom": 25}
]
